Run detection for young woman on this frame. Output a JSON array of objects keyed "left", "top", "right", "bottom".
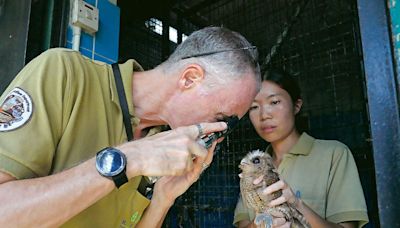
[{"left": 233, "top": 69, "right": 369, "bottom": 228}]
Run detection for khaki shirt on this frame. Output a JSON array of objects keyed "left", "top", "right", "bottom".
[
  {"left": 0, "top": 48, "right": 158, "bottom": 227},
  {"left": 234, "top": 133, "right": 369, "bottom": 227}
]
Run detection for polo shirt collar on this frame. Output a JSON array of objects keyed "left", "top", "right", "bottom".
[
  {"left": 266, "top": 132, "right": 315, "bottom": 156},
  {"left": 112, "top": 60, "right": 144, "bottom": 127},
  {"left": 288, "top": 132, "right": 315, "bottom": 155}
]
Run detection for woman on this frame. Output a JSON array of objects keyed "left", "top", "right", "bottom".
[{"left": 233, "top": 69, "right": 369, "bottom": 228}]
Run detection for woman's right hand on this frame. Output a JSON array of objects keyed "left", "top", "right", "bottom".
[
  {"left": 238, "top": 217, "right": 289, "bottom": 228},
  {"left": 261, "top": 179, "right": 299, "bottom": 208},
  {"left": 251, "top": 176, "right": 296, "bottom": 228}
]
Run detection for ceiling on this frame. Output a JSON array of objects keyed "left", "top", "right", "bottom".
[{"left": 117, "top": 0, "right": 229, "bottom": 28}]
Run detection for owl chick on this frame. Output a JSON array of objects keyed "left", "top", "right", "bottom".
[{"left": 239, "top": 150, "right": 310, "bottom": 228}]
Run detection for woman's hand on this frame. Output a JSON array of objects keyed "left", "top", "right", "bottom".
[
  {"left": 252, "top": 177, "right": 298, "bottom": 228},
  {"left": 260, "top": 179, "right": 299, "bottom": 208},
  {"left": 271, "top": 218, "right": 291, "bottom": 228}
]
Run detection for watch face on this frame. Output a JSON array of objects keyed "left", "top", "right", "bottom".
[{"left": 96, "top": 148, "right": 126, "bottom": 177}]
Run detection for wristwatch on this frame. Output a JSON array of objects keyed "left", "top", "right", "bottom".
[{"left": 96, "top": 147, "right": 128, "bottom": 188}]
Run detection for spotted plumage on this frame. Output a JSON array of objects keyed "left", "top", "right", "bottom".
[{"left": 239, "top": 150, "right": 310, "bottom": 228}]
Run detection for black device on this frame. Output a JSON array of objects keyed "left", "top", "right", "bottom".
[
  {"left": 197, "top": 116, "right": 240, "bottom": 149},
  {"left": 95, "top": 147, "right": 128, "bottom": 188}
]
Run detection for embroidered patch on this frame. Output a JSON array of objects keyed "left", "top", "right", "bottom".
[{"left": 0, "top": 88, "right": 33, "bottom": 131}]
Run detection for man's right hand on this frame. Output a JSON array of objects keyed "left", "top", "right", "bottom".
[{"left": 118, "top": 121, "right": 227, "bottom": 179}]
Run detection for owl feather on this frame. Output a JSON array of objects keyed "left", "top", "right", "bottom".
[{"left": 239, "top": 150, "right": 310, "bottom": 228}]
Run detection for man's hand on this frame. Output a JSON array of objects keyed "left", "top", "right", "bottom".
[
  {"left": 152, "top": 137, "right": 217, "bottom": 204},
  {"left": 145, "top": 122, "right": 225, "bottom": 204},
  {"left": 118, "top": 122, "right": 227, "bottom": 179},
  {"left": 133, "top": 122, "right": 227, "bottom": 228}
]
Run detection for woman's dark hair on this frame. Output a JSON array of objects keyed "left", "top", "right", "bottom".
[
  {"left": 262, "top": 68, "right": 308, "bottom": 132},
  {"left": 262, "top": 68, "right": 301, "bottom": 103}
]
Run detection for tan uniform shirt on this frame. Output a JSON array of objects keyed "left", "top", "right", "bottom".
[
  {"left": 234, "top": 133, "right": 369, "bottom": 227},
  {"left": 0, "top": 48, "right": 158, "bottom": 227}
]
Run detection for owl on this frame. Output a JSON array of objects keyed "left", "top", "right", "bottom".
[{"left": 239, "top": 150, "right": 310, "bottom": 228}]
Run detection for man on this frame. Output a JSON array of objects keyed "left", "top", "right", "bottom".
[{"left": 0, "top": 27, "right": 260, "bottom": 227}]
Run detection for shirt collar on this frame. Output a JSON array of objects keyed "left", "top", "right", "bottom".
[
  {"left": 288, "top": 132, "right": 315, "bottom": 155},
  {"left": 266, "top": 132, "right": 315, "bottom": 156}
]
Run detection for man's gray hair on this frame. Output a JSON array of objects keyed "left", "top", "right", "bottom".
[{"left": 162, "top": 27, "right": 261, "bottom": 88}]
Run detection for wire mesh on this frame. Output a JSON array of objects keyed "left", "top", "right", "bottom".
[{"left": 118, "top": 0, "right": 379, "bottom": 227}]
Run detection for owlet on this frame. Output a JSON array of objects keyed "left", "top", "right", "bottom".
[{"left": 239, "top": 150, "right": 310, "bottom": 228}]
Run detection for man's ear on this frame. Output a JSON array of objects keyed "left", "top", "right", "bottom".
[
  {"left": 178, "top": 64, "right": 205, "bottom": 89},
  {"left": 294, "top": 99, "right": 303, "bottom": 115}
]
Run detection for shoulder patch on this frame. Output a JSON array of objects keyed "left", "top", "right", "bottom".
[{"left": 0, "top": 88, "right": 33, "bottom": 131}]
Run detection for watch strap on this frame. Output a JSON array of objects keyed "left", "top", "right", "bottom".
[
  {"left": 96, "top": 147, "right": 128, "bottom": 188},
  {"left": 112, "top": 169, "right": 128, "bottom": 188}
]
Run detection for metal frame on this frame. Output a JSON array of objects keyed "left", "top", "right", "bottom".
[
  {"left": 357, "top": 0, "right": 400, "bottom": 226},
  {"left": 0, "top": 0, "right": 32, "bottom": 93}
]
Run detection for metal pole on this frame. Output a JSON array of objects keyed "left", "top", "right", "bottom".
[
  {"left": 356, "top": 0, "right": 400, "bottom": 226},
  {"left": 388, "top": 0, "right": 400, "bottom": 77}
]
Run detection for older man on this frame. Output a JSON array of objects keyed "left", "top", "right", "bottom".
[{"left": 0, "top": 27, "right": 260, "bottom": 227}]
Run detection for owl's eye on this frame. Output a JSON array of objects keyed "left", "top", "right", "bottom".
[{"left": 252, "top": 157, "right": 260, "bottom": 164}]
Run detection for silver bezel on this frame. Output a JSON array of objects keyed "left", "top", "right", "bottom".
[{"left": 96, "top": 148, "right": 127, "bottom": 177}]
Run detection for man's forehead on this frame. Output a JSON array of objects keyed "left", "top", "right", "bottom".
[{"left": 213, "top": 76, "right": 258, "bottom": 117}]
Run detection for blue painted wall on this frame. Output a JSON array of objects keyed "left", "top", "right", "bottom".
[{"left": 66, "top": 0, "right": 120, "bottom": 63}]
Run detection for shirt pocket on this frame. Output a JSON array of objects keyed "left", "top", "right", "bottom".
[
  {"left": 116, "top": 178, "right": 151, "bottom": 228},
  {"left": 128, "top": 190, "right": 151, "bottom": 226}
]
